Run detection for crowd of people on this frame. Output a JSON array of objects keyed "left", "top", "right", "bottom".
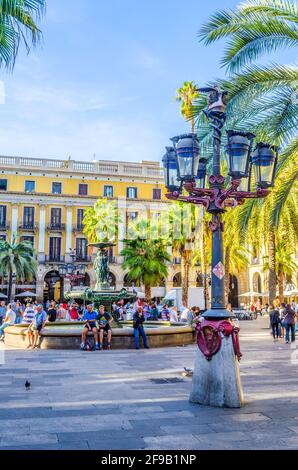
[
  {"left": 1, "top": 295, "right": 296, "bottom": 348},
  {"left": 268, "top": 300, "right": 298, "bottom": 343},
  {"left": 0, "top": 297, "right": 202, "bottom": 350}
]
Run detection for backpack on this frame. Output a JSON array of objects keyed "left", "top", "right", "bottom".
[{"left": 85, "top": 340, "right": 94, "bottom": 351}]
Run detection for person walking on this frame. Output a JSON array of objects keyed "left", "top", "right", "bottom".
[
  {"left": 269, "top": 304, "right": 281, "bottom": 342},
  {"left": 284, "top": 304, "right": 297, "bottom": 344},
  {"left": 133, "top": 307, "right": 149, "bottom": 350},
  {"left": 279, "top": 303, "right": 287, "bottom": 339}
]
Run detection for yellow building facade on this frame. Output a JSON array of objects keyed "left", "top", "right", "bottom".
[{"left": 0, "top": 155, "right": 199, "bottom": 303}]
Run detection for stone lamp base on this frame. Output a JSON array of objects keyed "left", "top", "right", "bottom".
[{"left": 189, "top": 334, "right": 244, "bottom": 408}]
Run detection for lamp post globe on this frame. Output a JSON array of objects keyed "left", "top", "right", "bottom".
[
  {"left": 252, "top": 143, "right": 278, "bottom": 189},
  {"left": 195, "top": 158, "right": 208, "bottom": 189},
  {"left": 226, "top": 130, "right": 255, "bottom": 179},
  {"left": 172, "top": 133, "right": 200, "bottom": 182},
  {"left": 162, "top": 146, "right": 181, "bottom": 193}
]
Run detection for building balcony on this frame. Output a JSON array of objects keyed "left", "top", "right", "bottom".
[
  {"left": 47, "top": 223, "right": 66, "bottom": 232},
  {"left": 73, "top": 224, "right": 85, "bottom": 233},
  {"left": 19, "top": 223, "right": 38, "bottom": 232},
  {"left": 108, "top": 256, "right": 117, "bottom": 264},
  {"left": 0, "top": 222, "right": 9, "bottom": 231},
  {"left": 45, "top": 255, "right": 66, "bottom": 264}
]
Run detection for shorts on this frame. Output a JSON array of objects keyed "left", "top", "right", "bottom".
[
  {"left": 99, "top": 324, "right": 111, "bottom": 332},
  {"left": 84, "top": 322, "right": 98, "bottom": 330}
]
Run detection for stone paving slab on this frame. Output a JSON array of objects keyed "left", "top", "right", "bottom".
[{"left": 1, "top": 318, "right": 298, "bottom": 450}]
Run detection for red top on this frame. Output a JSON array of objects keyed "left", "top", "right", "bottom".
[{"left": 69, "top": 308, "right": 78, "bottom": 320}]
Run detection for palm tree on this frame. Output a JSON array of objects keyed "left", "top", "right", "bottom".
[
  {"left": 195, "top": 0, "right": 298, "bottom": 304},
  {"left": 200, "top": 0, "right": 298, "bottom": 73},
  {"left": 163, "top": 203, "right": 200, "bottom": 307},
  {"left": 176, "top": 81, "right": 200, "bottom": 132},
  {"left": 0, "top": 0, "right": 46, "bottom": 70},
  {"left": 0, "top": 237, "right": 37, "bottom": 301},
  {"left": 83, "top": 198, "right": 120, "bottom": 244},
  {"left": 263, "top": 240, "right": 298, "bottom": 302},
  {"left": 120, "top": 220, "right": 170, "bottom": 301}
]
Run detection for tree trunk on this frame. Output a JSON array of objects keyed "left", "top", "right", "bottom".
[
  {"left": 8, "top": 269, "right": 13, "bottom": 302},
  {"left": 268, "top": 229, "right": 277, "bottom": 305},
  {"left": 278, "top": 271, "right": 284, "bottom": 304},
  {"left": 145, "top": 285, "right": 151, "bottom": 303},
  {"left": 181, "top": 252, "right": 190, "bottom": 307},
  {"left": 224, "top": 246, "right": 230, "bottom": 306}
]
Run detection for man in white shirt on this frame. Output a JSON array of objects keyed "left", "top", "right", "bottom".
[
  {"left": 0, "top": 304, "right": 16, "bottom": 341},
  {"left": 180, "top": 306, "right": 190, "bottom": 323}
]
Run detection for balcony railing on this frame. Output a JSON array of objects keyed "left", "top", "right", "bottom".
[
  {"left": 73, "top": 224, "right": 85, "bottom": 233},
  {"left": 0, "top": 155, "right": 164, "bottom": 179},
  {"left": 45, "top": 255, "right": 65, "bottom": 263},
  {"left": 108, "top": 256, "right": 117, "bottom": 264},
  {"left": 173, "top": 258, "right": 182, "bottom": 265},
  {"left": 47, "top": 223, "right": 66, "bottom": 232},
  {"left": 19, "top": 223, "right": 38, "bottom": 232}
]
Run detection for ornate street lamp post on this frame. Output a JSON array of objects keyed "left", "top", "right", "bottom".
[{"left": 163, "top": 86, "right": 278, "bottom": 407}]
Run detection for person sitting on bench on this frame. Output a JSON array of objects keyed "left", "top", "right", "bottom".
[
  {"left": 97, "top": 305, "right": 113, "bottom": 350},
  {"left": 80, "top": 304, "right": 99, "bottom": 351}
]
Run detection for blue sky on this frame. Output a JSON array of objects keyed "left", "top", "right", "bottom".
[{"left": 0, "top": 0, "right": 295, "bottom": 163}]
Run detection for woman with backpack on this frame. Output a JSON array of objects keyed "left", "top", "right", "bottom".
[{"left": 269, "top": 304, "right": 281, "bottom": 342}]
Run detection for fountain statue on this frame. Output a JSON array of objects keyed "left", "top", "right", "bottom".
[{"left": 64, "top": 241, "right": 136, "bottom": 312}]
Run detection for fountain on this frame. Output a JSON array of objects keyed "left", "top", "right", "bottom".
[
  {"left": 5, "top": 243, "right": 195, "bottom": 349},
  {"left": 64, "top": 242, "right": 136, "bottom": 313}
]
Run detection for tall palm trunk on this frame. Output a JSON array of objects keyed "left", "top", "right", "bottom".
[
  {"left": 145, "top": 285, "right": 151, "bottom": 303},
  {"left": 278, "top": 271, "right": 284, "bottom": 304},
  {"left": 268, "top": 229, "right": 277, "bottom": 304},
  {"left": 224, "top": 246, "right": 231, "bottom": 306},
  {"left": 181, "top": 251, "right": 191, "bottom": 307},
  {"left": 8, "top": 269, "right": 13, "bottom": 302}
]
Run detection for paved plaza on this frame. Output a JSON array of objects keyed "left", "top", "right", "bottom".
[{"left": 0, "top": 318, "right": 298, "bottom": 450}]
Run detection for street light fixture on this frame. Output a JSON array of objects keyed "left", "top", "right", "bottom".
[
  {"left": 226, "top": 130, "right": 255, "bottom": 179},
  {"left": 162, "top": 85, "right": 278, "bottom": 408},
  {"left": 162, "top": 146, "right": 181, "bottom": 193},
  {"left": 171, "top": 133, "right": 200, "bottom": 182},
  {"left": 251, "top": 143, "right": 278, "bottom": 189},
  {"left": 195, "top": 157, "right": 208, "bottom": 189}
]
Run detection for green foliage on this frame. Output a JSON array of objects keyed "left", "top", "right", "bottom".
[
  {"left": 120, "top": 220, "right": 170, "bottom": 295},
  {"left": 176, "top": 81, "right": 200, "bottom": 131},
  {"left": 0, "top": 0, "right": 45, "bottom": 69},
  {"left": 0, "top": 235, "right": 37, "bottom": 281},
  {"left": 83, "top": 198, "right": 120, "bottom": 244}
]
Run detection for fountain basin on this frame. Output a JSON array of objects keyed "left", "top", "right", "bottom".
[{"left": 4, "top": 321, "right": 195, "bottom": 349}]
